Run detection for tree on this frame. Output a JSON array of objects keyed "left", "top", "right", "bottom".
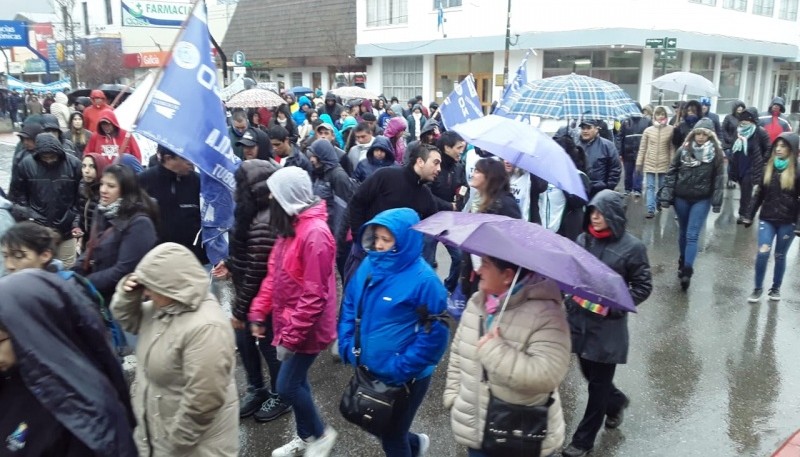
[{"left": 79, "top": 41, "right": 132, "bottom": 87}]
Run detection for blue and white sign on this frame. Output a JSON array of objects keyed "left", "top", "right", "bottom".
[
  {"left": 135, "top": 1, "right": 240, "bottom": 263},
  {"left": 0, "top": 21, "right": 28, "bottom": 47},
  {"left": 121, "top": 0, "right": 190, "bottom": 28},
  {"left": 440, "top": 75, "right": 484, "bottom": 129}
]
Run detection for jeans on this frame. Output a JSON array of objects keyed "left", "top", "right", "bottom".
[
  {"left": 235, "top": 321, "right": 281, "bottom": 392},
  {"left": 380, "top": 376, "right": 432, "bottom": 457},
  {"left": 623, "top": 158, "right": 642, "bottom": 192},
  {"left": 423, "top": 237, "right": 462, "bottom": 292},
  {"left": 571, "top": 358, "right": 628, "bottom": 450},
  {"left": 276, "top": 353, "right": 325, "bottom": 440},
  {"left": 673, "top": 197, "right": 712, "bottom": 268},
  {"left": 754, "top": 220, "right": 795, "bottom": 290},
  {"left": 644, "top": 172, "right": 665, "bottom": 214}
]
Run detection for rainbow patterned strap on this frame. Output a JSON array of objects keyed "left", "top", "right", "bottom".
[{"left": 572, "top": 295, "right": 609, "bottom": 317}]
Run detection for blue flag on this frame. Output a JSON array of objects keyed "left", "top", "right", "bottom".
[
  {"left": 495, "top": 49, "right": 532, "bottom": 118},
  {"left": 440, "top": 75, "right": 484, "bottom": 129},
  {"left": 134, "top": 1, "right": 240, "bottom": 264}
]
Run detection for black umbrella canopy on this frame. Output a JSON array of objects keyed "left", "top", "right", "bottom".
[{"left": 67, "top": 85, "right": 133, "bottom": 105}]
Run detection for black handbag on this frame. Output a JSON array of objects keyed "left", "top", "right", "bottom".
[{"left": 339, "top": 275, "right": 409, "bottom": 436}]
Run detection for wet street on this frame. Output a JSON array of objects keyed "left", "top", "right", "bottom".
[{"left": 1, "top": 136, "right": 798, "bottom": 456}]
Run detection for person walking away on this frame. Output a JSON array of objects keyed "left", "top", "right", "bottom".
[
  {"left": 659, "top": 118, "right": 725, "bottom": 290},
  {"left": 82, "top": 89, "right": 113, "bottom": 133},
  {"left": 138, "top": 145, "right": 207, "bottom": 264},
  {"left": 9, "top": 135, "right": 82, "bottom": 268},
  {"left": 353, "top": 136, "right": 396, "bottom": 183},
  {"left": 112, "top": 243, "right": 239, "bottom": 456},
  {"left": 78, "top": 153, "right": 111, "bottom": 250},
  {"left": 309, "top": 138, "right": 357, "bottom": 235},
  {"left": 65, "top": 112, "right": 92, "bottom": 156},
  {"left": 636, "top": 106, "right": 675, "bottom": 218},
  {"left": 721, "top": 100, "right": 746, "bottom": 189},
  {"left": 758, "top": 97, "right": 793, "bottom": 143},
  {"left": 50, "top": 92, "right": 71, "bottom": 132},
  {"left": 339, "top": 208, "right": 450, "bottom": 457},
  {"left": 249, "top": 167, "right": 339, "bottom": 457},
  {"left": 617, "top": 109, "right": 649, "bottom": 197},
  {"left": 577, "top": 119, "right": 621, "bottom": 198},
  {"left": 562, "top": 190, "right": 652, "bottom": 457},
  {"left": 743, "top": 132, "right": 800, "bottom": 302},
  {"left": 444, "top": 254, "right": 571, "bottom": 457},
  {"left": 0, "top": 270, "right": 137, "bottom": 457},
  {"left": 731, "top": 108, "right": 770, "bottom": 224}
]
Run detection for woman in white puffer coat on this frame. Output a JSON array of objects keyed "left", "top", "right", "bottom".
[{"left": 443, "top": 255, "right": 571, "bottom": 457}]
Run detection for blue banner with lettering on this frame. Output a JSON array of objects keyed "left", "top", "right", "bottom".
[
  {"left": 440, "top": 75, "right": 484, "bottom": 129},
  {"left": 135, "top": 1, "right": 240, "bottom": 264}
]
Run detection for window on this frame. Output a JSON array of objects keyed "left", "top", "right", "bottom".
[
  {"left": 366, "top": 0, "right": 408, "bottom": 27},
  {"left": 382, "top": 56, "right": 422, "bottom": 102},
  {"left": 779, "top": 0, "right": 798, "bottom": 19},
  {"left": 105, "top": 0, "right": 113, "bottom": 24},
  {"left": 82, "top": 2, "right": 90, "bottom": 35},
  {"left": 689, "top": 0, "right": 717, "bottom": 5},
  {"left": 723, "top": 0, "right": 748, "bottom": 10},
  {"left": 433, "top": 0, "right": 462, "bottom": 7},
  {"left": 290, "top": 72, "right": 303, "bottom": 88},
  {"left": 753, "top": 0, "right": 775, "bottom": 15}
]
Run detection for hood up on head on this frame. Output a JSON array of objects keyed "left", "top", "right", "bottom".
[
  {"left": 384, "top": 116, "right": 408, "bottom": 138},
  {"left": 54, "top": 92, "right": 68, "bottom": 105},
  {"left": 366, "top": 136, "right": 395, "bottom": 163},
  {"left": 730, "top": 100, "right": 746, "bottom": 115},
  {"left": 89, "top": 89, "right": 107, "bottom": 101},
  {"left": 33, "top": 134, "right": 66, "bottom": 161},
  {"left": 83, "top": 153, "right": 112, "bottom": 180},
  {"left": 774, "top": 132, "right": 800, "bottom": 156},
  {"left": 298, "top": 96, "right": 313, "bottom": 109},
  {"left": 97, "top": 111, "right": 122, "bottom": 135},
  {"left": 359, "top": 207, "right": 423, "bottom": 273},
  {"left": 770, "top": 96, "right": 786, "bottom": 113},
  {"left": 134, "top": 243, "right": 209, "bottom": 311},
  {"left": 585, "top": 189, "right": 627, "bottom": 238},
  {"left": 390, "top": 103, "right": 404, "bottom": 117},
  {"left": 267, "top": 166, "right": 317, "bottom": 216},
  {"left": 235, "top": 159, "right": 279, "bottom": 210},
  {"left": 310, "top": 138, "right": 341, "bottom": 171}
]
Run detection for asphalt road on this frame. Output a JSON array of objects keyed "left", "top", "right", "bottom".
[{"left": 1, "top": 135, "right": 798, "bottom": 457}]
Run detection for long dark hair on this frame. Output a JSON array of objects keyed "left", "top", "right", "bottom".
[
  {"left": 102, "top": 164, "right": 159, "bottom": 224},
  {"left": 68, "top": 112, "right": 88, "bottom": 145},
  {"left": 269, "top": 197, "right": 295, "bottom": 238},
  {"left": 475, "top": 158, "right": 511, "bottom": 213},
  {"left": 274, "top": 104, "right": 296, "bottom": 131}
]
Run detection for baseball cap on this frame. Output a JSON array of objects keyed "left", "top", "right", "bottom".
[
  {"left": 579, "top": 119, "right": 601, "bottom": 128},
  {"left": 236, "top": 130, "right": 258, "bottom": 147},
  {"left": 16, "top": 123, "right": 43, "bottom": 140},
  {"left": 316, "top": 122, "right": 335, "bottom": 133}
]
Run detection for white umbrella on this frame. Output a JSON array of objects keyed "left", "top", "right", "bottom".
[
  {"left": 226, "top": 88, "right": 285, "bottom": 108},
  {"left": 331, "top": 86, "right": 379, "bottom": 100},
  {"left": 651, "top": 72, "right": 719, "bottom": 97}
]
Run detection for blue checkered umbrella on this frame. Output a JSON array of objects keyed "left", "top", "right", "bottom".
[{"left": 497, "top": 73, "right": 642, "bottom": 120}]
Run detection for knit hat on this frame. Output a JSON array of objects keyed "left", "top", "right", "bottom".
[
  {"left": 738, "top": 107, "right": 759, "bottom": 123},
  {"left": 266, "top": 166, "right": 315, "bottom": 216},
  {"left": 693, "top": 118, "right": 714, "bottom": 132}
]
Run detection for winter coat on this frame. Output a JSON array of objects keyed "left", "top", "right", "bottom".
[
  {"left": 616, "top": 116, "right": 650, "bottom": 162},
  {"left": 671, "top": 100, "right": 704, "bottom": 148},
  {"left": 283, "top": 143, "right": 314, "bottom": 176},
  {"left": 0, "top": 197, "right": 15, "bottom": 276},
  {"left": 228, "top": 125, "right": 246, "bottom": 160},
  {"left": 65, "top": 128, "right": 92, "bottom": 155},
  {"left": 430, "top": 151, "right": 468, "bottom": 211},
  {"left": 338, "top": 208, "right": 450, "bottom": 385},
  {"left": 138, "top": 164, "right": 207, "bottom": 264},
  {"left": 292, "top": 96, "right": 313, "bottom": 126},
  {"left": 730, "top": 123, "right": 770, "bottom": 183},
  {"left": 74, "top": 209, "right": 158, "bottom": 304},
  {"left": 568, "top": 190, "right": 652, "bottom": 364},
  {"left": 111, "top": 243, "right": 239, "bottom": 457},
  {"left": 0, "top": 269, "right": 137, "bottom": 457},
  {"left": 406, "top": 112, "right": 427, "bottom": 140},
  {"left": 661, "top": 131, "right": 726, "bottom": 208},
  {"left": 84, "top": 111, "right": 142, "bottom": 162},
  {"left": 310, "top": 139, "right": 356, "bottom": 202},
  {"left": 758, "top": 97, "right": 793, "bottom": 142},
  {"left": 78, "top": 153, "right": 111, "bottom": 248},
  {"left": 319, "top": 92, "right": 344, "bottom": 120},
  {"left": 10, "top": 135, "right": 82, "bottom": 237},
  {"left": 228, "top": 160, "right": 280, "bottom": 322},
  {"left": 353, "top": 136, "right": 395, "bottom": 183},
  {"left": 248, "top": 202, "right": 338, "bottom": 354},
  {"left": 443, "top": 279, "right": 570, "bottom": 456},
  {"left": 636, "top": 121, "right": 675, "bottom": 173},
  {"left": 384, "top": 117, "right": 408, "bottom": 165},
  {"left": 579, "top": 135, "right": 621, "bottom": 197},
  {"left": 748, "top": 133, "right": 800, "bottom": 224},
  {"left": 50, "top": 92, "right": 71, "bottom": 131},
  {"left": 722, "top": 100, "right": 746, "bottom": 150},
  {"left": 81, "top": 90, "right": 111, "bottom": 133}
]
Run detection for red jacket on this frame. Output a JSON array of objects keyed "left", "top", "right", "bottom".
[
  {"left": 249, "top": 202, "right": 338, "bottom": 354},
  {"left": 82, "top": 89, "right": 113, "bottom": 133},
  {"left": 84, "top": 111, "right": 142, "bottom": 162}
]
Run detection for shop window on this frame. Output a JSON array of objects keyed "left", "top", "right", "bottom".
[
  {"left": 779, "top": 0, "right": 798, "bottom": 19},
  {"left": 723, "top": 0, "right": 748, "bottom": 10},
  {"left": 290, "top": 72, "right": 303, "bottom": 88},
  {"left": 434, "top": 0, "right": 462, "bottom": 8},
  {"left": 367, "top": 0, "right": 408, "bottom": 27},
  {"left": 383, "top": 56, "right": 422, "bottom": 102},
  {"left": 753, "top": 0, "right": 775, "bottom": 15}
]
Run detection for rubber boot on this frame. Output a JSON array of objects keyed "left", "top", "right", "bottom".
[{"left": 680, "top": 266, "right": 693, "bottom": 291}]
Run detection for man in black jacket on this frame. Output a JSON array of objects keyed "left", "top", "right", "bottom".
[
  {"left": 268, "top": 125, "right": 313, "bottom": 176},
  {"left": 10, "top": 135, "right": 82, "bottom": 268},
  {"left": 579, "top": 119, "right": 621, "bottom": 198},
  {"left": 138, "top": 145, "right": 207, "bottom": 264},
  {"left": 617, "top": 113, "right": 649, "bottom": 197}
]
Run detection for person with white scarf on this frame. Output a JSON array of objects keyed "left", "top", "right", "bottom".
[{"left": 406, "top": 104, "right": 427, "bottom": 141}]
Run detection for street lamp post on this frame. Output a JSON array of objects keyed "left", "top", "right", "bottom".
[{"left": 502, "top": 0, "right": 518, "bottom": 89}]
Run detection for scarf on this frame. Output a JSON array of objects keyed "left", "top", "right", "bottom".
[
  {"left": 588, "top": 225, "right": 613, "bottom": 239},
  {"left": 774, "top": 156, "right": 789, "bottom": 171},
  {"left": 682, "top": 140, "right": 716, "bottom": 167},
  {"left": 97, "top": 199, "right": 122, "bottom": 219},
  {"left": 485, "top": 272, "right": 537, "bottom": 314},
  {"left": 732, "top": 124, "right": 756, "bottom": 156}
]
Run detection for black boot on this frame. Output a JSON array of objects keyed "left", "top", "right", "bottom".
[
  {"left": 680, "top": 266, "right": 693, "bottom": 291},
  {"left": 677, "top": 257, "right": 685, "bottom": 278}
]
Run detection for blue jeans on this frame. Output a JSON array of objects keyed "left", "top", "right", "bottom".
[
  {"left": 235, "top": 321, "right": 281, "bottom": 392},
  {"left": 674, "top": 197, "right": 712, "bottom": 268},
  {"left": 423, "top": 236, "right": 462, "bottom": 292},
  {"left": 754, "top": 220, "right": 795, "bottom": 290},
  {"left": 644, "top": 172, "right": 665, "bottom": 214},
  {"left": 276, "top": 353, "right": 325, "bottom": 440},
  {"left": 380, "top": 376, "right": 432, "bottom": 457}
]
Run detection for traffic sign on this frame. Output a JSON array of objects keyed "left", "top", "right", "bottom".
[
  {"left": 658, "top": 49, "right": 678, "bottom": 60},
  {"left": 645, "top": 38, "right": 664, "bottom": 49},
  {"left": 665, "top": 37, "right": 677, "bottom": 49},
  {"left": 232, "top": 51, "right": 246, "bottom": 66}
]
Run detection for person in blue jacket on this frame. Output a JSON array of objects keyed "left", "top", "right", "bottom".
[
  {"left": 353, "top": 136, "right": 395, "bottom": 183},
  {"left": 338, "top": 207, "right": 450, "bottom": 457}
]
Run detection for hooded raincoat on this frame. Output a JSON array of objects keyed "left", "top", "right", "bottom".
[
  {"left": 111, "top": 243, "right": 239, "bottom": 457},
  {"left": 353, "top": 136, "right": 395, "bottom": 183},
  {"left": 84, "top": 111, "right": 142, "bottom": 162},
  {"left": 82, "top": 89, "right": 113, "bottom": 133},
  {"left": 384, "top": 117, "right": 408, "bottom": 165},
  {"left": 338, "top": 208, "right": 450, "bottom": 385}
]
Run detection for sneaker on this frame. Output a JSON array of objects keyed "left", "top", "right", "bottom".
[
  {"left": 254, "top": 394, "right": 293, "bottom": 422},
  {"left": 768, "top": 288, "right": 781, "bottom": 301},
  {"left": 748, "top": 288, "right": 763, "bottom": 303},
  {"left": 562, "top": 443, "right": 592, "bottom": 457},
  {"left": 240, "top": 387, "right": 271, "bottom": 418},
  {"left": 645, "top": 212, "right": 655, "bottom": 219},
  {"left": 417, "top": 433, "right": 430, "bottom": 456},
  {"left": 306, "top": 427, "right": 337, "bottom": 457},
  {"left": 272, "top": 436, "right": 308, "bottom": 457}
]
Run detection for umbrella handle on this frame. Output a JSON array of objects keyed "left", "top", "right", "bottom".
[{"left": 493, "top": 267, "right": 522, "bottom": 330}]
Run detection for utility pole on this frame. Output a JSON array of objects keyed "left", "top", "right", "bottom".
[{"left": 502, "top": 0, "right": 512, "bottom": 89}]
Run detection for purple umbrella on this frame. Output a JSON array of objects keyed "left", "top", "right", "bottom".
[{"left": 413, "top": 212, "right": 636, "bottom": 312}]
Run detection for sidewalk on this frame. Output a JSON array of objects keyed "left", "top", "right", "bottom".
[
  {"left": 0, "top": 118, "right": 16, "bottom": 145},
  {"left": 0, "top": 132, "right": 17, "bottom": 145}
]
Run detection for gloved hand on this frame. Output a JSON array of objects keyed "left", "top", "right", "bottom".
[
  {"left": 741, "top": 218, "right": 752, "bottom": 228},
  {"left": 276, "top": 345, "right": 295, "bottom": 362},
  {"left": 712, "top": 206, "right": 721, "bottom": 214}
]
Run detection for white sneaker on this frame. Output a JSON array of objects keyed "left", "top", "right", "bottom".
[
  {"left": 272, "top": 436, "right": 308, "bottom": 457},
  {"left": 417, "top": 433, "right": 430, "bottom": 456},
  {"left": 306, "top": 427, "right": 337, "bottom": 457}
]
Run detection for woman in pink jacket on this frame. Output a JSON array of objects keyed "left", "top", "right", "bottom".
[{"left": 249, "top": 166, "right": 339, "bottom": 457}]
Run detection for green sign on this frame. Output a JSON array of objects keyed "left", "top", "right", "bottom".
[
  {"left": 658, "top": 49, "right": 678, "bottom": 60},
  {"left": 665, "top": 37, "right": 677, "bottom": 49},
  {"left": 645, "top": 38, "right": 664, "bottom": 49}
]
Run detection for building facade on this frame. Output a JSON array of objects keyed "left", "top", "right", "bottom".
[{"left": 356, "top": 0, "right": 800, "bottom": 115}]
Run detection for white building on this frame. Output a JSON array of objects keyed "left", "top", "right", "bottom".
[{"left": 356, "top": 0, "right": 800, "bottom": 114}]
